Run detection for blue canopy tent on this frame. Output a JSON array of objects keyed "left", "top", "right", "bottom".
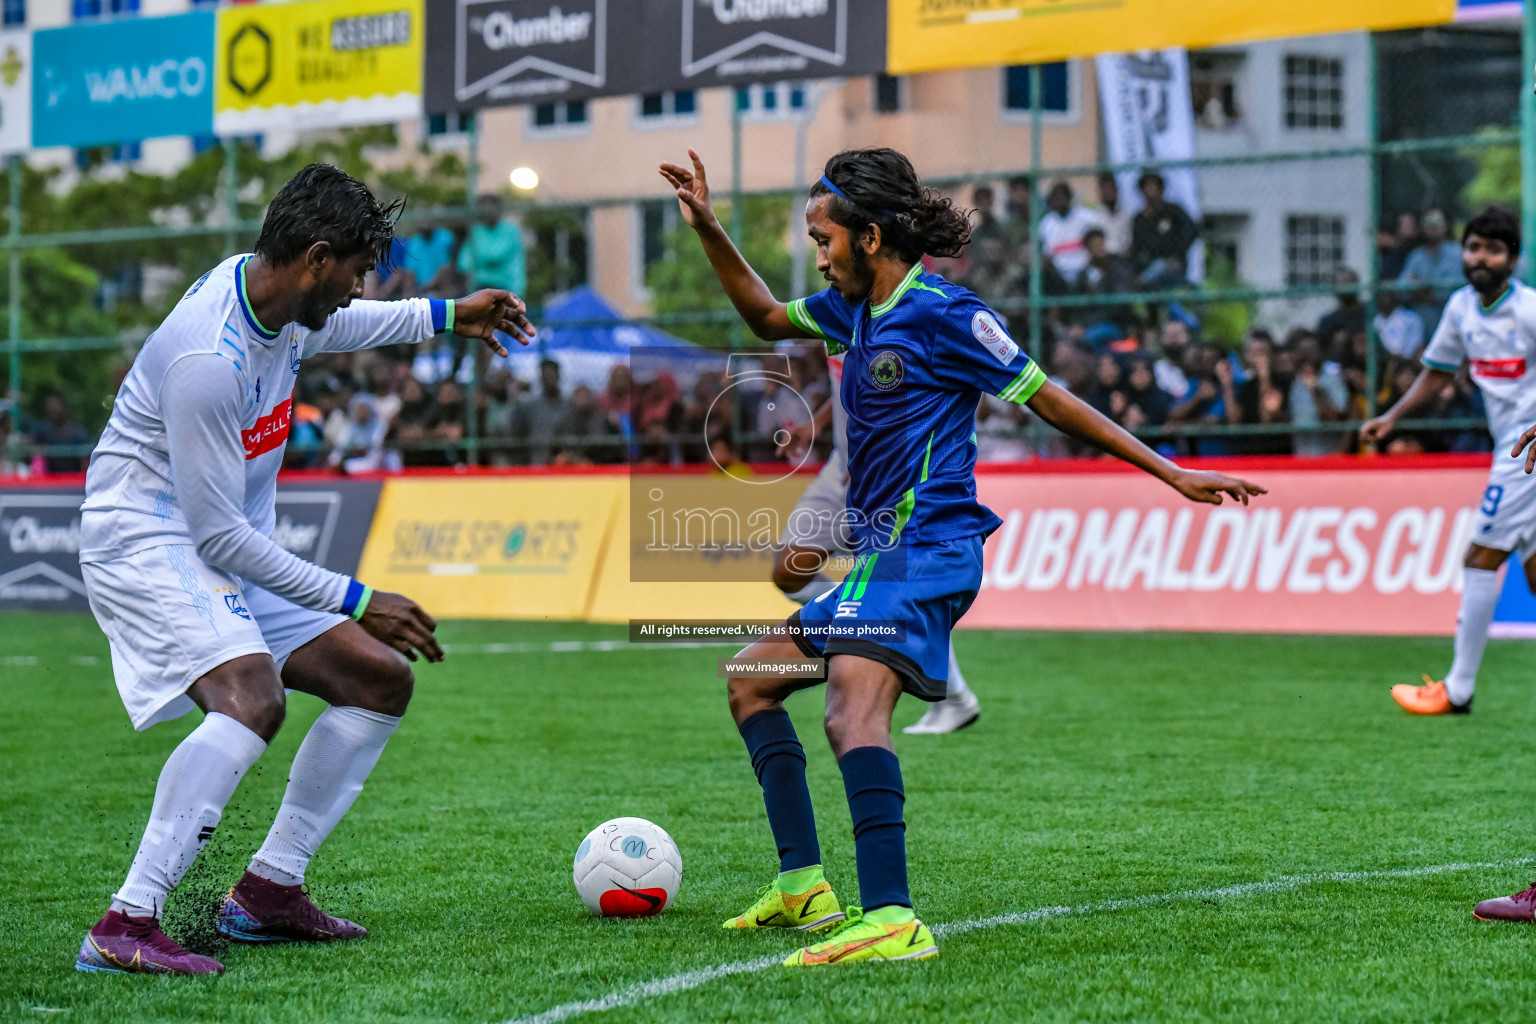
[{"left": 494, "top": 286, "right": 726, "bottom": 391}]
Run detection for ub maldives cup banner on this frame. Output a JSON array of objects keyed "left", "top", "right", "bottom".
[
  {"left": 0, "top": 481, "right": 382, "bottom": 614},
  {"left": 216, "top": 0, "right": 425, "bottom": 134},
  {"left": 967, "top": 462, "right": 1499, "bottom": 636},
  {"left": 32, "top": 13, "right": 214, "bottom": 149},
  {"left": 1096, "top": 48, "right": 1203, "bottom": 282}
]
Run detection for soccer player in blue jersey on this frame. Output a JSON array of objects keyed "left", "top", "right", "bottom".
[{"left": 660, "top": 148, "right": 1264, "bottom": 965}]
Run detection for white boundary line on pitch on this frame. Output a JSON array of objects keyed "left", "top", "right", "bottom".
[
  {"left": 499, "top": 858, "right": 1535, "bottom": 1024},
  {"left": 442, "top": 641, "right": 740, "bottom": 655}
]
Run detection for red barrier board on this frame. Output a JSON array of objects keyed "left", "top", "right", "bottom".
[{"left": 971, "top": 460, "right": 1491, "bottom": 635}]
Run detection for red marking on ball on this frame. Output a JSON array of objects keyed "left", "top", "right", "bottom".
[{"left": 599, "top": 886, "right": 668, "bottom": 917}]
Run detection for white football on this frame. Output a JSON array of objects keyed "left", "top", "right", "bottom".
[{"left": 572, "top": 817, "right": 682, "bottom": 917}]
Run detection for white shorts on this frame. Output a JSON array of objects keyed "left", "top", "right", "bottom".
[
  {"left": 1473, "top": 458, "right": 1536, "bottom": 560},
  {"left": 779, "top": 448, "right": 853, "bottom": 555},
  {"left": 81, "top": 545, "right": 348, "bottom": 731}
]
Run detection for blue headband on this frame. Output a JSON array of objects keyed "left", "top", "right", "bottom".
[
  {"left": 818, "top": 174, "right": 851, "bottom": 201},
  {"left": 818, "top": 174, "right": 901, "bottom": 218}
]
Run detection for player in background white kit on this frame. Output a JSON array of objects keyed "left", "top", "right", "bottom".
[
  {"left": 74, "top": 165, "right": 534, "bottom": 976},
  {"left": 773, "top": 343, "right": 982, "bottom": 734},
  {"left": 1362, "top": 206, "right": 1530, "bottom": 717}
]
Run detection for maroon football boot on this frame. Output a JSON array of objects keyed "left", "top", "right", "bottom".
[
  {"left": 76, "top": 910, "right": 224, "bottom": 975},
  {"left": 218, "top": 870, "right": 367, "bottom": 943}
]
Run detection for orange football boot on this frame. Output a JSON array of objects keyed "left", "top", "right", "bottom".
[{"left": 1390, "top": 675, "right": 1471, "bottom": 715}]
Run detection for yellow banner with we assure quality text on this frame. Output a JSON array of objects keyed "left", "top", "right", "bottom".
[
  {"left": 887, "top": 0, "right": 1455, "bottom": 74},
  {"left": 215, "top": 0, "right": 424, "bottom": 135}
]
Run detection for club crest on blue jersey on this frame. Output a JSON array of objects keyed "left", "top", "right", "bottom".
[{"left": 869, "top": 350, "right": 904, "bottom": 391}]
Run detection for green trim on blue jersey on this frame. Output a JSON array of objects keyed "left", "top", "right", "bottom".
[
  {"left": 870, "top": 263, "right": 924, "bottom": 318},
  {"left": 998, "top": 362, "right": 1047, "bottom": 404},
  {"left": 886, "top": 432, "right": 935, "bottom": 546},
  {"left": 789, "top": 297, "right": 850, "bottom": 354}
]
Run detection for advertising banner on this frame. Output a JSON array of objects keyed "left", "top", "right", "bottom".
[
  {"left": 649, "top": 0, "right": 887, "bottom": 94},
  {"left": 967, "top": 464, "right": 1489, "bottom": 636},
  {"left": 886, "top": 0, "right": 1455, "bottom": 75},
  {"left": 424, "top": 0, "right": 887, "bottom": 112},
  {"left": 0, "top": 29, "right": 30, "bottom": 156},
  {"left": 216, "top": 0, "right": 425, "bottom": 135},
  {"left": 0, "top": 481, "right": 381, "bottom": 614},
  {"left": 355, "top": 475, "right": 623, "bottom": 620},
  {"left": 32, "top": 12, "right": 214, "bottom": 148},
  {"left": 424, "top": 0, "right": 643, "bottom": 111},
  {"left": 1096, "top": 49, "right": 1203, "bottom": 282}
]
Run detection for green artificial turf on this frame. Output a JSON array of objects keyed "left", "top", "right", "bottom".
[{"left": 4, "top": 614, "right": 1536, "bottom": 1022}]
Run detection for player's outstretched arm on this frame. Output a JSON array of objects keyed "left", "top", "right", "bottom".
[
  {"left": 1025, "top": 379, "right": 1265, "bottom": 505},
  {"left": 1359, "top": 366, "right": 1455, "bottom": 447},
  {"left": 659, "top": 150, "right": 800, "bottom": 341},
  {"left": 451, "top": 288, "right": 536, "bottom": 357}
]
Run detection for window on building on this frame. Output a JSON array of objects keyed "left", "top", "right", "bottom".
[
  {"left": 2, "top": 0, "right": 24, "bottom": 26},
  {"left": 426, "top": 111, "right": 475, "bottom": 136},
  {"left": 1190, "top": 51, "right": 1244, "bottom": 130},
  {"left": 74, "top": 142, "right": 141, "bottom": 170},
  {"left": 73, "top": 0, "right": 136, "bottom": 17},
  {"left": 1285, "top": 214, "right": 1345, "bottom": 286},
  {"left": 638, "top": 90, "right": 697, "bottom": 120},
  {"left": 532, "top": 100, "right": 588, "bottom": 130},
  {"left": 873, "top": 74, "right": 903, "bottom": 114},
  {"left": 1003, "top": 63, "right": 1070, "bottom": 113},
  {"left": 640, "top": 199, "right": 676, "bottom": 276},
  {"left": 1201, "top": 213, "right": 1249, "bottom": 274},
  {"left": 735, "top": 82, "right": 807, "bottom": 117},
  {"left": 1284, "top": 54, "right": 1344, "bottom": 130}
]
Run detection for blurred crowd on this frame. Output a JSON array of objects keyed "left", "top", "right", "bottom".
[
  {"left": 0, "top": 181, "right": 1493, "bottom": 477},
  {"left": 939, "top": 174, "right": 1487, "bottom": 460}
]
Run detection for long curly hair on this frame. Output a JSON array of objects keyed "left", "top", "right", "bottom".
[{"left": 809, "top": 148, "right": 971, "bottom": 263}]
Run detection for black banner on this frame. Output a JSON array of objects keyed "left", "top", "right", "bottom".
[
  {"left": 0, "top": 481, "right": 382, "bottom": 613},
  {"left": 425, "top": 0, "right": 887, "bottom": 112}
]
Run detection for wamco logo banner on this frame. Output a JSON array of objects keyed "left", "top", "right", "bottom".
[{"left": 32, "top": 11, "right": 215, "bottom": 148}]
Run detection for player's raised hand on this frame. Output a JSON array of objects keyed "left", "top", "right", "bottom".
[
  {"left": 358, "top": 590, "right": 444, "bottom": 663},
  {"left": 453, "top": 288, "right": 536, "bottom": 357},
  {"left": 1512, "top": 422, "right": 1536, "bottom": 474},
  {"left": 659, "top": 150, "right": 716, "bottom": 230},
  {"left": 1168, "top": 468, "right": 1267, "bottom": 506}
]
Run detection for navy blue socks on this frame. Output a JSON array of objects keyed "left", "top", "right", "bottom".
[
  {"left": 738, "top": 708, "right": 821, "bottom": 872},
  {"left": 838, "top": 745, "right": 911, "bottom": 911}
]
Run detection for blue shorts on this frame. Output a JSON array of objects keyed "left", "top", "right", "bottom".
[{"left": 787, "top": 535, "right": 984, "bottom": 702}]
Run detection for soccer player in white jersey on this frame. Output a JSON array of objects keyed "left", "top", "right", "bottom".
[
  {"left": 1362, "top": 206, "right": 1530, "bottom": 717},
  {"left": 773, "top": 348, "right": 982, "bottom": 734},
  {"left": 74, "top": 164, "right": 534, "bottom": 976}
]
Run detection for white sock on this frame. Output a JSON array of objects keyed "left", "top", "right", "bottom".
[
  {"left": 1445, "top": 567, "right": 1501, "bottom": 706},
  {"left": 784, "top": 573, "right": 837, "bottom": 605},
  {"left": 111, "top": 712, "right": 267, "bottom": 917},
  {"left": 945, "top": 646, "right": 974, "bottom": 701},
  {"left": 249, "top": 705, "right": 400, "bottom": 886}
]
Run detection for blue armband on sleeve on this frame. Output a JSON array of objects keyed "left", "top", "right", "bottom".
[
  {"left": 430, "top": 298, "right": 454, "bottom": 334},
  {"left": 341, "top": 578, "right": 369, "bottom": 617}
]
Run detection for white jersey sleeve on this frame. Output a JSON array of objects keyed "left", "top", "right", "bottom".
[
  {"left": 1421, "top": 293, "right": 1467, "bottom": 371},
  {"left": 303, "top": 297, "right": 437, "bottom": 356},
  {"left": 160, "top": 352, "right": 351, "bottom": 611}
]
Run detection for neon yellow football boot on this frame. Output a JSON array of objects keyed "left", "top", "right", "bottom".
[
  {"left": 782, "top": 905, "right": 937, "bottom": 965},
  {"left": 721, "top": 867, "right": 844, "bottom": 932}
]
